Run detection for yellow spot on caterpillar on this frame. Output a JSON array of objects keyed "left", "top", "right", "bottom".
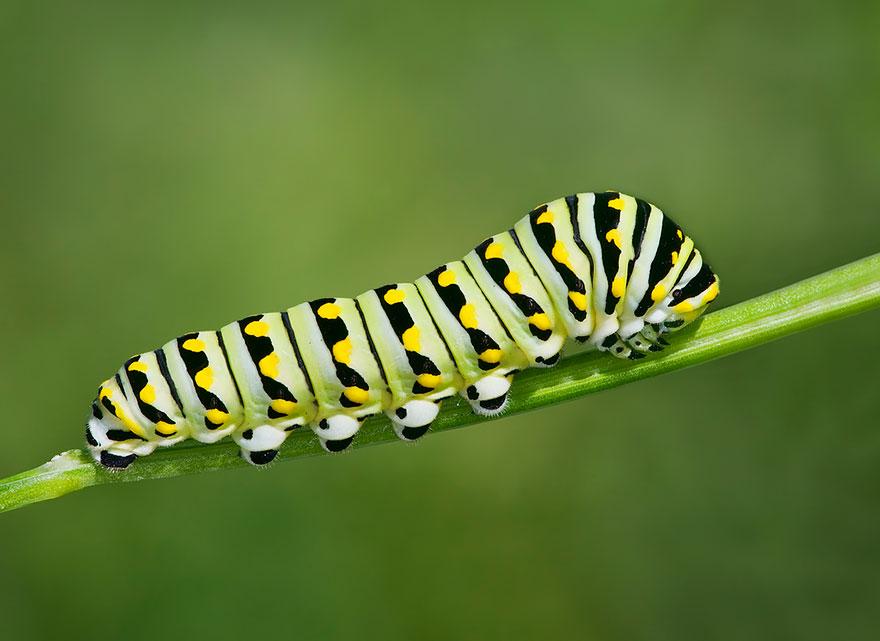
[
  {"left": 401, "top": 326, "right": 421, "bottom": 352},
  {"left": 331, "top": 339, "right": 352, "bottom": 365},
  {"left": 194, "top": 367, "right": 213, "bottom": 390},
  {"left": 550, "top": 241, "right": 577, "bottom": 272},
  {"left": 503, "top": 271, "right": 521, "bottom": 294},
  {"left": 529, "top": 313, "right": 552, "bottom": 331},
  {"left": 704, "top": 281, "right": 720, "bottom": 302},
  {"left": 416, "top": 373, "right": 441, "bottom": 389},
  {"left": 205, "top": 409, "right": 228, "bottom": 426},
  {"left": 651, "top": 283, "right": 667, "bottom": 302},
  {"left": 317, "top": 302, "right": 341, "bottom": 319},
  {"left": 611, "top": 276, "right": 625, "bottom": 298},
  {"left": 128, "top": 361, "right": 148, "bottom": 373},
  {"left": 98, "top": 386, "right": 146, "bottom": 436},
  {"left": 259, "top": 353, "right": 280, "bottom": 378},
  {"left": 139, "top": 384, "right": 156, "bottom": 404},
  {"left": 484, "top": 242, "right": 504, "bottom": 260},
  {"left": 673, "top": 300, "right": 695, "bottom": 313},
  {"left": 608, "top": 197, "right": 625, "bottom": 211},
  {"left": 383, "top": 288, "right": 406, "bottom": 305},
  {"left": 605, "top": 228, "right": 622, "bottom": 249},
  {"left": 551, "top": 241, "right": 568, "bottom": 263},
  {"left": 677, "top": 229, "right": 683, "bottom": 240},
  {"left": 568, "top": 291, "right": 588, "bottom": 311},
  {"left": 671, "top": 251, "right": 679, "bottom": 264},
  {"left": 458, "top": 304, "right": 478, "bottom": 329},
  {"left": 270, "top": 399, "right": 297, "bottom": 415},
  {"left": 119, "top": 412, "right": 146, "bottom": 437},
  {"left": 182, "top": 338, "right": 205, "bottom": 352},
  {"left": 245, "top": 320, "right": 270, "bottom": 337},
  {"left": 536, "top": 211, "right": 554, "bottom": 224},
  {"left": 479, "top": 349, "right": 502, "bottom": 364},
  {"left": 437, "top": 269, "right": 456, "bottom": 287},
  {"left": 343, "top": 386, "right": 369, "bottom": 405},
  {"left": 155, "top": 421, "right": 176, "bottom": 436}
]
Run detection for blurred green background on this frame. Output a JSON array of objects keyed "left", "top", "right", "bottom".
[{"left": 1, "top": 1, "right": 878, "bottom": 639}]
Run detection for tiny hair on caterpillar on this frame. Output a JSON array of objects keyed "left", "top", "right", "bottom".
[{"left": 87, "top": 191, "right": 720, "bottom": 469}]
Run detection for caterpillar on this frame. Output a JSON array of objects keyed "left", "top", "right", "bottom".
[{"left": 86, "top": 191, "right": 720, "bottom": 469}]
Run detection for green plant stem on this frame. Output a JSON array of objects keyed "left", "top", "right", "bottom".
[{"left": 2, "top": 253, "right": 879, "bottom": 514}]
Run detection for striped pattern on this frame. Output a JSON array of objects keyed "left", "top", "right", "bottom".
[{"left": 86, "top": 191, "right": 719, "bottom": 470}]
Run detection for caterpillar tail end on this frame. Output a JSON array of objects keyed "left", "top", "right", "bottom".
[
  {"left": 86, "top": 417, "right": 155, "bottom": 471},
  {"left": 97, "top": 449, "right": 137, "bottom": 471}
]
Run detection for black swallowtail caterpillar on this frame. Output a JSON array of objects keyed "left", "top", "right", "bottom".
[{"left": 87, "top": 191, "right": 720, "bottom": 469}]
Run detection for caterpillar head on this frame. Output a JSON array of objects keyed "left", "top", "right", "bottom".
[
  {"left": 645, "top": 259, "right": 720, "bottom": 333},
  {"left": 663, "top": 272, "right": 720, "bottom": 330}
]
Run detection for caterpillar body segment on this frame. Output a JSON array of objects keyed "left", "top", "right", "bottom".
[
  {"left": 220, "top": 313, "right": 316, "bottom": 464},
  {"left": 85, "top": 191, "right": 720, "bottom": 469},
  {"left": 120, "top": 351, "right": 187, "bottom": 444},
  {"left": 512, "top": 198, "right": 595, "bottom": 340},
  {"left": 416, "top": 262, "right": 529, "bottom": 415},
  {"left": 464, "top": 232, "right": 567, "bottom": 367},
  {"left": 288, "top": 299, "right": 388, "bottom": 453},
  {"left": 355, "top": 284, "right": 459, "bottom": 440},
  {"left": 574, "top": 192, "right": 639, "bottom": 347},
  {"left": 163, "top": 331, "right": 244, "bottom": 444}
]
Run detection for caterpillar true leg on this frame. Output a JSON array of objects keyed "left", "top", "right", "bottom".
[
  {"left": 599, "top": 335, "right": 636, "bottom": 361},
  {"left": 637, "top": 323, "right": 668, "bottom": 346},
  {"left": 622, "top": 333, "right": 654, "bottom": 354},
  {"left": 86, "top": 191, "right": 719, "bottom": 469}
]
